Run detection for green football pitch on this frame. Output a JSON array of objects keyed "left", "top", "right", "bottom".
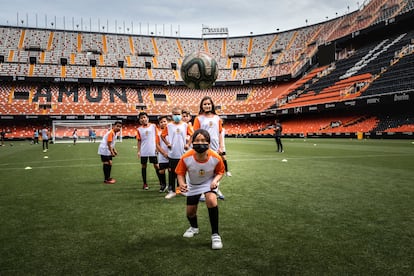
[{"left": 1, "top": 138, "right": 413, "bottom": 275}]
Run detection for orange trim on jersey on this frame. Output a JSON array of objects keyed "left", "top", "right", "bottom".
[
  {"left": 175, "top": 149, "right": 225, "bottom": 176},
  {"left": 107, "top": 130, "right": 115, "bottom": 143},
  {"left": 193, "top": 117, "right": 200, "bottom": 130},
  {"left": 193, "top": 115, "right": 222, "bottom": 134},
  {"left": 161, "top": 125, "right": 168, "bottom": 138}
]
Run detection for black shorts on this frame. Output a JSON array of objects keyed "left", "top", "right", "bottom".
[
  {"left": 168, "top": 158, "right": 180, "bottom": 170},
  {"left": 158, "top": 162, "right": 169, "bottom": 170},
  {"left": 141, "top": 156, "right": 158, "bottom": 164},
  {"left": 101, "top": 155, "right": 112, "bottom": 162},
  {"left": 187, "top": 194, "right": 201, "bottom": 205},
  {"left": 186, "top": 191, "right": 216, "bottom": 205}
]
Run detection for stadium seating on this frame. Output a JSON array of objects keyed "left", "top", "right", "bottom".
[{"left": 1, "top": 0, "right": 411, "bottom": 83}]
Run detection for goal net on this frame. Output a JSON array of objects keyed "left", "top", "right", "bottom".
[{"left": 52, "top": 120, "right": 122, "bottom": 144}]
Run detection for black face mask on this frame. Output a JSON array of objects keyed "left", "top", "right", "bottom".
[{"left": 193, "top": 143, "right": 209, "bottom": 153}]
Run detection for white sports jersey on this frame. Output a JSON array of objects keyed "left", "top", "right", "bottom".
[
  {"left": 98, "top": 129, "right": 118, "bottom": 156},
  {"left": 162, "top": 122, "right": 190, "bottom": 159},
  {"left": 137, "top": 123, "right": 157, "bottom": 157},
  {"left": 41, "top": 128, "right": 48, "bottom": 140},
  {"left": 194, "top": 115, "right": 222, "bottom": 152},
  {"left": 175, "top": 149, "right": 225, "bottom": 196}
]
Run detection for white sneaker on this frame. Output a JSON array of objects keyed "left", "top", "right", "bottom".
[
  {"left": 226, "top": 171, "right": 232, "bottom": 177},
  {"left": 211, "top": 234, "right": 223, "bottom": 249},
  {"left": 165, "top": 191, "right": 176, "bottom": 199},
  {"left": 199, "top": 193, "right": 206, "bottom": 202},
  {"left": 183, "top": 227, "right": 199, "bottom": 238}
]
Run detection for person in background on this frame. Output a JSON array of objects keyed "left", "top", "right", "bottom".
[
  {"left": 72, "top": 128, "right": 78, "bottom": 145},
  {"left": 33, "top": 128, "right": 39, "bottom": 144},
  {"left": 273, "top": 119, "right": 283, "bottom": 153},
  {"left": 0, "top": 128, "right": 6, "bottom": 146},
  {"left": 88, "top": 128, "right": 93, "bottom": 142},
  {"left": 41, "top": 125, "right": 49, "bottom": 152},
  {"left": 91, "top": 130, "right": 96, "bottom": 143}
]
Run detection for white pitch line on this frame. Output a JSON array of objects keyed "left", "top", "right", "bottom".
[
  {"left": 0, "top": 153, "right": 411, "bottom": 170},
  {"left": 232, "top": 153, "right": 413, "bottom": 162}
]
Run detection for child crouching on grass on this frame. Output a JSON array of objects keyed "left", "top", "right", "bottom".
[{"left": 175, "top": 129, "right": 225, "bottom": 250}]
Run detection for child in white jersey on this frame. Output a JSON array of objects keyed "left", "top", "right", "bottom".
[
  {"left": 156, "top": 115, "right": 170, "bottom": 192},
  {"left": 98, "top": 121, "right": 122, "bottom": 184},
  {"left": 137, "top": 112, "right": 162, "bottom": 190},
  {"left": 161, "top": 107, "right": 193, "bottom": 199},
  {"left": 176, "top": 128, "right": 225, "bottom": 250},
  {"left": 193, "top": 96, "right": 225, "bottom": 200}
]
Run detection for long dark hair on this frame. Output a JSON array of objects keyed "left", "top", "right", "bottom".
[{"left": 198, "top": 96, "right": 217, "bottom": 115}]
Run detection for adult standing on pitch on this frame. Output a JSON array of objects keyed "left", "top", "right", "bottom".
[
  {"left": 176, "top": 129, "right": 225, "bottom": 250},
  {"left": 33, "top": 128, "right": 39, "bottom": 144},
  {"left": 0, "top": 128, "right": 6, "bottom": 146},
  {"left": 41, "top": 125, "right": 49, "bottom": 152},
  {"left": 273, "top": 119, "right": 283, "bottom": 153},
  {"left": 72, "top": 128, "right": 78, "bottom": 145},
  {"left": 98, "top": 121, "right": 122, "bottom": 184}
]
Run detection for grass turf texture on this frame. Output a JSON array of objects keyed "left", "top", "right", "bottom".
[{"left": 0, "top": 138, "right": 413, "bottom": 275}]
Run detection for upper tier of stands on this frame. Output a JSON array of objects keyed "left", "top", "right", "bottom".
[
  {"left": 275, "top": 29, "right": 414, "bottom": 109},
  {"left": 0, "top": 0, "right": 412, "bottom": 82}
]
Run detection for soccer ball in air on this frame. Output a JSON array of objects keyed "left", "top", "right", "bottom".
[{"left": 180, "top": 51, "right": 219, "bottom": 89}]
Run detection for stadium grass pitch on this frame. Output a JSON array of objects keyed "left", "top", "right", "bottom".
[{"left": 0, "top": 138, "right": 413, "bottom": 275}]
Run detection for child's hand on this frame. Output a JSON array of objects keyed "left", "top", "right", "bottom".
[
  {"left": 210, "top": 181, "right": 219, "bottom": 190},
  {"left": 180, "top": 183, "right": 188, "bottom": 193}
]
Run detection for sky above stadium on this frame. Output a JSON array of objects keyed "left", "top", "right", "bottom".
[{"left": 0, "top": 0, "right": 361, "bottom": 37}]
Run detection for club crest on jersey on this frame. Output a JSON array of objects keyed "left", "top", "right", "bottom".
[
  {"left": 209, "top": 121, "right": 213, "bottom": 127},
  {"left": 198, "top": 169, "right": 206, "bottom": 176},
  {"left": 176, "top": 128, "right": 181, "bottom": 134}
]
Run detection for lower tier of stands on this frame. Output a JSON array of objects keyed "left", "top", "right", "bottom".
[{"left": 2, "top": 110, "right": 413, "bottom": 140}]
